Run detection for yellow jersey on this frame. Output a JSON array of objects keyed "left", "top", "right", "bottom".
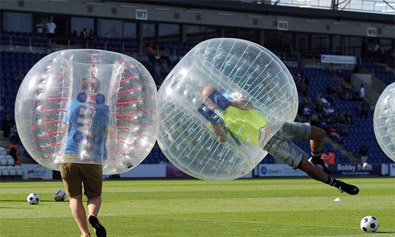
[{"left": 220, "top": 106, "right": 269, "bottom": 146}]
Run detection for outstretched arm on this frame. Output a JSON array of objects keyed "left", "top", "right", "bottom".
[
  {"left": 60, "top": 123, "right": 68, "bottom": 134},
  {"left": 211, "top": 123, "right": 227, "bottom": 143},
  {"left": 105, "top": 125, "right": 115, "bottom": 140},
  {"left": 231, "top": 97, "right": 254, "bottom": 110}
]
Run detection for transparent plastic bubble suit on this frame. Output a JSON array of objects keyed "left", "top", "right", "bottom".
[
  {"left": 374, "top": 82, "right": 395, "bottom": 161},
  {"left": 15, "top": 49, "right": 158, "bottom": 174},
  {"left": 157, "top": 38, "right": 298, "bottom": 180}
]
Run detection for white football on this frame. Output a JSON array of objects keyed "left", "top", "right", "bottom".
[
  {"left": 54, "top": 189, "right": 67, "bottom": 201},
  {"left": 27, "top": 193, "right": 40, "bottom": 205},
  {"left": 360, "top": 215, "right": 379, "bottom": 232}
]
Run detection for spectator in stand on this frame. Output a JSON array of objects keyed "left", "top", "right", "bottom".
[
  {"left": 168, "top": 53, "right": 178, "bottom": 64},
  {"left": 160, "top": 58, "right": 170, "bottom": 81},
  {"left": 71, "top": 30, "right": 79, "bottom": 40},
  {"left": 327, "top": 150, "right": 335, "bottom": 165},
  {"left": 359, "top": 145, "right": 369, "bottom": 165},
  {"left": 88, "top": 29, "right": 96, "bottom": 41},
  {"left": 326, "top": 63, "right": 335, "bottom": 77},
  {"left": 319, "top": 119, "right": 328, "bottom": 131},
  {"left": 153, "top": 61, "right": 162, "bottom": 85},
  {"left": 303, "top": 102, "right": 312, "bottom": 122},
  {"left": 349, "top": 86, "right": 360, "bottom": 101},
  {"left": 145, "top": 43, "right": 155, "bottom": 64},
  {"left": 301, "top": 91, "right": 311, "bottom": 105},
  {"left": 326, "top": 116, "right": 336, "bottom": 126},
  {"left": 359, "top": 84, "right": 365, "bottom": 101},
  {"left": 339, "top": 81, "right": 353, "bottom": 101},
  {"left": 13, "top": 72, "right": 23, "bottom": 84},
  {"left": 344, "top": 112, "right": 353, "bottom": 124},
  {"left": 336, "top": 111, "right": 353, "bottom": 125},
  {"left": 46, "top": 16, "right": 57, "bottom": 39},
  {"left": 108, "top": 26, "right": 119, "bottom": 38},
  {"left": 323, "top": 105, "right": 335, "bottom": 117},
  {"left": 367, "top": 41, "right": 375, "bottom": 58},
  {"left": 80, "top": 28, "right": 88, "bottom": 40},
  {"left": 321, "top": 153, "right": 328, "bottom": 164},
  {"left": 353, "top": 63, "right": 362, "bottom": 74},
  {"left": 359, "top": 102, "right": 370, "bottom": 119},
  {"left": 297, "top": 57, "right": 305, "bottom": 75},
  {"left": 338, "top": 124, "right": 349, "bottom": 137},
  {"left": 310, "top": 109, "right": 321, "bottom": 127},
  {"left": 322, "top": 150, "right": 335, "bottom": 165},
  {"left": 1, "top": 115, "right": 13, "bottom": 139},
  {"left": 8, "top": 144, "right": 20, "bottom": 165},
  {"left": 374, "top": 42, "right": 382, "bottom": 62},
  {"left": 327, "top": 83, "right": 341, "bottom": 97},
  {"left": 327, "top": 125, "right": 342, "bottom": 143},
  {"left": 35, "top": 19, "right": 45, "bottom": 36},
  {"left": 71, "top": 30, "right": 79, "bottom": 45},
  {"left": 319, "top": 95, "right": 331, "bottom": 108},
  {"left": 9, "top": 124, "right": 19, "bottom": 145}
]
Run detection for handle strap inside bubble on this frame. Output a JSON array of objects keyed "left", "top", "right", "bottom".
[
  {"left": 208, "top": 89, "right": 231, "bottom": 111},
  {"left": 197, "top": 103, "right": 222, "bottom": 124}
]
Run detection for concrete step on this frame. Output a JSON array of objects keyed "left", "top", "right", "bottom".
[{"left": 325, "top": 137, "right": 360, "bottom": 163}]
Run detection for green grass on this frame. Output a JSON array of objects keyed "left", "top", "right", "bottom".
[{"left": 0, "top": 177, "right": 394, "bottom": 236}]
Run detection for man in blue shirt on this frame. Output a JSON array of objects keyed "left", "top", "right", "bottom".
[{"left": 60, "top": 77, "right": 109, "bottom": 237}]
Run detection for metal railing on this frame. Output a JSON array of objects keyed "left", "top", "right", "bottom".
[{"left": 0, "top": 34, "right": 193, "bottom": 56}]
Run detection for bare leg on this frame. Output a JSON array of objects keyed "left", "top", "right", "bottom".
[
  {"left": 309, "top": 126, "right": 326, "bottom": 154},
  {"left": 87, "top": 195, "right": 102, "bottom": 217},
  {"left": 298, "top": 157, "right": 359, "bottom": 195},
  {"left": 87, "top": 195, "right": 107, "bottom": 236},
  {"left": 298, "top": 157, "right": 328, "bottom": 183},
  {"left": 69, "top": 194, "right": 89, "bottom": 235}
]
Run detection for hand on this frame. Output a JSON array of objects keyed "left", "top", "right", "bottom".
[
  {"left": 232, "top": 97, "right": 254, "bottom": 110},
  {"left": 211, "top": 123, "right": 227, "bottom": 143}
]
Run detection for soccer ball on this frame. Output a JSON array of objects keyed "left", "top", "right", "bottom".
[
  {"left": 27, "top": 193, "right": 40, "bottom": 205},
  {"left": 54, "top": 189, "right": 66, "bottom": 201},
  {"left": 360, "top": 216, "right": 379, "bottom": 232}
]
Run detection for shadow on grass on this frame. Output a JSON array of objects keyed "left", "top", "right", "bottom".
[
  {"left": 0, "top": 206, "right": 30, "bottom": 209},
  {"left": 376, "top": 231, "right": 395, "bottom": 234},
  {"left": 0, "top": 199, "right": 64, "bottom": 203}
]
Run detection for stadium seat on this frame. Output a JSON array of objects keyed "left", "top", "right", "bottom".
[
  {"left": 0, "top": 157, "right": 7, "bottom": 165},
  {"left": 15, "top": 165, "right": 24, "bottom": 176},
  {"left": 0, "top": 166, "right": 9, "bottom": 176},
  {"left": 5, "top": 155, "right": 14, "bottom": 165},
  {"left": 0, "top": 150, "right": 7, "bottom": 156},
  {"left": 8, "top": 166, "right": 16, "bottom": 176}
]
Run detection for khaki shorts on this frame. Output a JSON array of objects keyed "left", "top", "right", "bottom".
[
  {"left": 264, "top": 122, "right": 311, "bottom": 169},
  {"left": 60, "top": 154, "right": 103, "bottom": 198}
]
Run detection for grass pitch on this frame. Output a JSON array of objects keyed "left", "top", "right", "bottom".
[{"left": 0, "top": 177, "right": 394, "bottom": 236}]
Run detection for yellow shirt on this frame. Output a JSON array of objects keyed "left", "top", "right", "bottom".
[{"left": 220, "top": 106, "right": 269, "bottom": 146}]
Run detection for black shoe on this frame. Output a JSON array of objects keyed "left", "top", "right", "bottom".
[
  {"left": 89, "top": 215, "right": 106, "bottom": 237},
  {"left": 338, "top": 181, "right": 359, "bottom": 195},
  {"left": 308, "top": 157, "right": 331, "bottom": 174}
]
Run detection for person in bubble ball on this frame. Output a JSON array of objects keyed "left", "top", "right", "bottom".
[
  {"left": 200, "top": 85, "right": 359, "bottom": 195},
  {"left": 60, "top": 77, "right": 110, "bottom": 237}
]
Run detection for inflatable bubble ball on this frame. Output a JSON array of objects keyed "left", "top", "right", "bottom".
[
  {"left": 157, "top": 38, "right": 298, "bottom": 180},
  {"left": 374, "top": 82, "right": 395, "bottom": 161},
  {"left": 15, "top": 49, "right": 158, "bottom": 174}
]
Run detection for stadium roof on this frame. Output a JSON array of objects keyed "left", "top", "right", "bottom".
[
  {"left": 111, "top": 0, "right": 395, "bottom": 14},
  {"left": 113, "top": 0, "right": 394, "bottom": 23},
  {"left": 272, "top": 0, "right": 395, "bottom": 15}
]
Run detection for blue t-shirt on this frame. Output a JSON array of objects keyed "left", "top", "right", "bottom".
[{"left": 62, "top": 96, "right": 110, "bottom": 161}]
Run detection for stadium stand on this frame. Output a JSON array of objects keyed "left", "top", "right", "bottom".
[
  {"left": 0, "top": 0, "right": 393, "bottom": 166},
  {"left": 0, "top": 146, "right": 23, "bottom": 180},
  {"left": 1, "top": 47, "right": 393, "bottom": 165},
  {"left": 361, "top": 58, "right": 395, "bottom": 85}
]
